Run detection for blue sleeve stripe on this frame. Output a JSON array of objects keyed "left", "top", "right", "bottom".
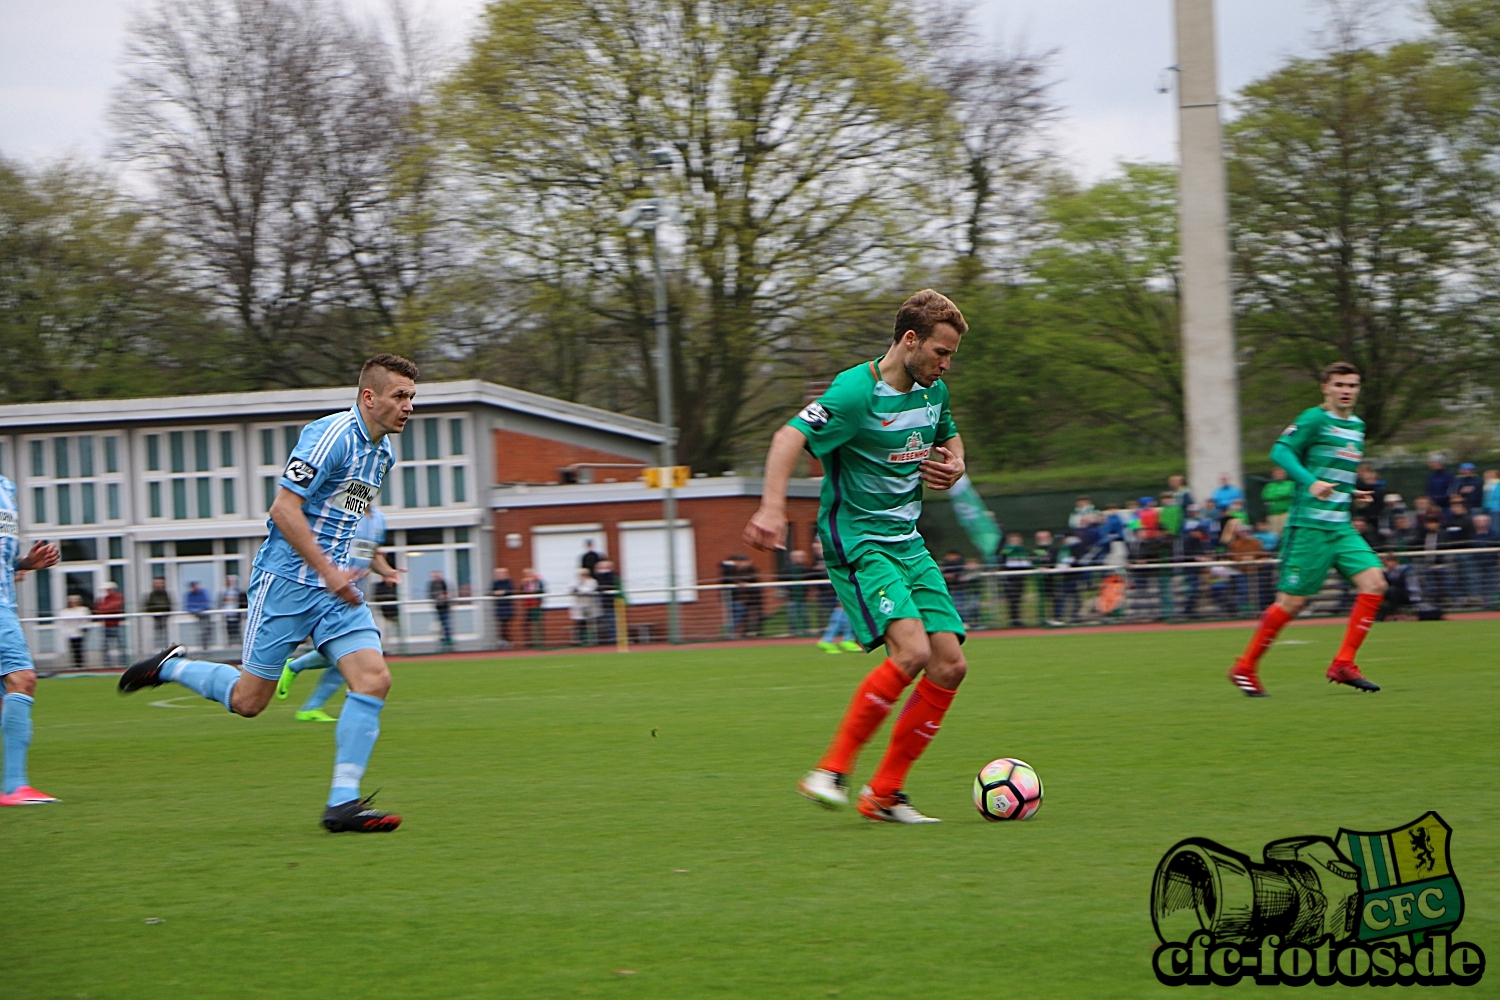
[{"left": 307, "top": 412, "right": 356, "bottom": 467}]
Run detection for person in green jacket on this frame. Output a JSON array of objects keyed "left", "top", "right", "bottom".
[{"left": 1260, "top": 466, "right": 1295, "bottom": 539}]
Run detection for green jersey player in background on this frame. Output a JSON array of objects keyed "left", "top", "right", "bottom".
[
  {"left": 1228, "top": 362, "right": 1385, "bottom": 697},
  {"left": 744, "top": 289, "right": 969, "bottom": 823}
]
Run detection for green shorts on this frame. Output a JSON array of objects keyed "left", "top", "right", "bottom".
[
  {"left": 1276, "top": 525, "right": 1382, "bottom": 596},
  {"left": 827, "top": 548, "right": 966, "bottom": 652}
]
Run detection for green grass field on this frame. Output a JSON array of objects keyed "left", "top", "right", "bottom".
[{"left": 10, "top": 619, "right": 1500, "bottom": 999}]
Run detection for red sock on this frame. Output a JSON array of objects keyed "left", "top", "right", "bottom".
[
  {"left": 1335, "top": 593, "right": 1383, "bottom": 663},
  {"left": 868, "top": 676, "right": 958, "bottom": 798},
  {"left": 1237, "top": 604, "right": 1293, "bottom": 671},
  {"left": 818, "top": 658, "right": 912, "bottom": 775}
]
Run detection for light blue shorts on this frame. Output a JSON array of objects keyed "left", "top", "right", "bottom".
[
  {"left": 0, "top": 606, "right": 34, "bottom": 675},
  {"left": 241, "top": 571, "right": 381, "bottom": 681}
]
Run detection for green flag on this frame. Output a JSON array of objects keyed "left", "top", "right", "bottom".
[{"left": 949, "top": 475, "right": 1000, "bottom": 559}]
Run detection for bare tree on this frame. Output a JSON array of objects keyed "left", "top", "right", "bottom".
[
  {"left": 918, "top": 1, "right": 1059, "bottom": 285},
  {"left": 111, "top": 0, "right": 446, "bottom": 386}
]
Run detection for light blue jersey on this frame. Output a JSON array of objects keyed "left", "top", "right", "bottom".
[
  {"left": 0, "top": 477, "right": 18, "bottom": 610},
  {"left": 348, "top": 507, "right": 388, "bottom": 577},
  {"left": 252, "top": 407, "right": 395, "bottom": 588}
]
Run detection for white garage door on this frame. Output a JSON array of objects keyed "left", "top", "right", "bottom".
[
  {"left": 531, "top": 524, "right": 607, "bottom": 610},
  {"left": 618, "top": 520, "right": 696, "bottom": 605}
]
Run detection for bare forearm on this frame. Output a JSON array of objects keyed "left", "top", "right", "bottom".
[
  {"left": 939, "top": 434, "right": 965, "bottom": 466},
  {"left": 370, "top": 551, "right": 397, "bottom": 578},
  {"left": 760, "top": 424, "right": 808, "bottom": 512},
  {"left": 270, "top": 490, "right": 338, "bottom": 580}
]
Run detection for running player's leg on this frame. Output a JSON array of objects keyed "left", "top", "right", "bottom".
[
  {"left": 298, "top": 663, "right": 346, "bottom": 719},
  {"left": 122, "top": 573, "right": 293, "bottom": 716},
  {"left": 800, "top": 558, "right": 914, "bottom": 807},
  {"left": 276, "top": 647, "right": 327, "bottom": 700},
  {"left": 1229, "top": 526, "right": 1327, "bottom": 696},
  {"left": 312, "top": 601, "right": 399, "bottom": 830},
  {"left": 0, "top": 606, "right": 54, "bottom": 804},
  {"left": 864, "top": 625, "right": 964, "bottom": 798},
  {"left": 1327, "top": 536, "right": 1385, "bottom": 691},
  {"left": 863, "top": 554, "right": 966, "bottom": 818}
]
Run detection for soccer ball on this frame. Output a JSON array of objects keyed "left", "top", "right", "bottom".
[{"left": 973, "top": 758, "right": 1043, "bottom": 821}]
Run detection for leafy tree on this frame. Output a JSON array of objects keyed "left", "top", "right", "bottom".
[
  {"left": 0, "top": 157, "right": 218, "bottom": 401},
  {"left": 1227, "top": 39, "right": 1499, "bottom": 445},
  {"left": 949, "top": 165, "right": 1184, "bottom": 471},
  {"left": 442, "top": 0, "right": 950, "bottom": 471}
]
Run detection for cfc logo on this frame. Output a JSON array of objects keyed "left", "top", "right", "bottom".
[{"left": 1152, "top": 812, "right": 1484, "bottom": 987}]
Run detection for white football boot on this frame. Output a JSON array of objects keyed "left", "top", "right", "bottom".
[
  {"left": 857, "top": 785, "right": 941, "bottom": 824},
  {"left": 797, "top": 768, "right": 849, "bottom": 809}
]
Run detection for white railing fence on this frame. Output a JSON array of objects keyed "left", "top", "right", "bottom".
[{"left": 24, "top": 546, "right": 1494, "bottom": 672}]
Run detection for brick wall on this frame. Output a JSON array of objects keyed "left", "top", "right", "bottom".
[
  {"left": 490, "top": 493, "right": 822, "bottom": 644},
  {"left": 493, "top": 428, "right": 646, "bottom": 485}
]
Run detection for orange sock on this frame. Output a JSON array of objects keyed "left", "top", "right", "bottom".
[
  {"left": 868, "top": 676, "right": 958, "bottom": 798},
  {"left": 1334, "top": 593, "right": 1383, "bottom": 663},
  {"left": 818, "top": 658, "right": 911, "bottom": 775},
  {"left": 1238, "top": 604, "right": 1293, "bottom": 671}
]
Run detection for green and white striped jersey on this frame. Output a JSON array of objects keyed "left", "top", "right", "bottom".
[
  {"left": 1277, "top": 405, "right": 1364, "bottom": 530},
  {"left": 790, "top": 360, "right": 958, "bottom": 566}
]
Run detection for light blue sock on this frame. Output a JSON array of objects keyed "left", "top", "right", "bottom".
[
  {"left": 289, "top": 649, "right": 329, "bottom": 674},
  {"left": 2, "top": 692, "right": 34, "bottom": 794},
  {"left": 159, "top": 657, "right": 240, "bottom": 711},
  {"left": 301, "top": 664, "right": 346, "bottom": 713},
  {"left": 329, "top": 692, "right": 383, "bottom": 807}
]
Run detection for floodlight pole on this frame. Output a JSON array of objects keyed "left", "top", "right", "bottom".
[
  {"left": 1174, "top": 0, "right": 1242, "bottom": 501},
  {"left": 649, "top": 214, "right": 681, "bottom": 644}
]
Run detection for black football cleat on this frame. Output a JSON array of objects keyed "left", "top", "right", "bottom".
[
  {"left": 118, "top": 646, "right": 186, "bottom": 694},
  {"left": 322, "top": 793, "right": 402, "bottom": 833},
  {"left": 1327, "top": 660, "right": 1380, "bottom": 692}
]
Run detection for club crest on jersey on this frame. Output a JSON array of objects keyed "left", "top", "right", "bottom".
[
  {"left": 926, "top": 402, "right": 939, "bottom": 426},
  {"left": 888, "top": 430, "right": 932, "bottom": 464},
  {"left": 798, "top": 402, "right": 830, "bottom": 429},
  {"left": 332, "top": 479, "right": 379, "bottom": 517},
  {"left": 284, "top": 458, "right": 317, "bottom": 485}
]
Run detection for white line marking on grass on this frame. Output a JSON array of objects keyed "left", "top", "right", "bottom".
[{"left": 148, "top": 695, "right": 209, "bottom": 709}]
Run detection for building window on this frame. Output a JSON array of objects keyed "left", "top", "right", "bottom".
[
  {"left": 142, "top": 427, "right": 241, "bottom": 521},
  {"left": 250, "top": 422, "right": 305, "bottom": 514},
  {"left": 388, "top": 413, "right": 472, "bottom": 509},
  {"left": 24, "top": 433, "right": 127, "bottom": 527},
  {"left": 220, "top": 430, "right": 234, "bottom": 468},
  {"left": 107, "top": 483, "right": 120, "bottom": 520},
  {"left": 403, "top": 466, "right": 418, "bottom": 509}
]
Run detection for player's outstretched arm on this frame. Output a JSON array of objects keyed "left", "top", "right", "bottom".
[
  {"left": 16, "top": 541, "right": 59, "bottom": 572},
  {"left": 744, "top": 424, "right": 808, "bottom": 552},
  {"left": 1270, "top": 441, "right": 1335, "bottom": 500},
  {"left": 269, "top": 488, "right": 360, "bottom": 604}
]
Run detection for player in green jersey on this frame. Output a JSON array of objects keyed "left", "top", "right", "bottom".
[
  {"left": 745, "top": 289, "right": 969, "bottom": 823},
  {"left": 1229, "top": 362, "right": 1385, "bottom": 697}
]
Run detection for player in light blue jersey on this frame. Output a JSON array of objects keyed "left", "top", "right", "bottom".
[
  {"left": 0, "top": 475, "right": 60, "bottom": 807},
  {"left": 119, "top": 355, "right": 417, "bottom": 833},
  {"left": 274, "top": 505, "right": 399, "bottom": 722}
]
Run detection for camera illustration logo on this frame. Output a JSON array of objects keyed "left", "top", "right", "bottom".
[{"left": 1152, "top": 812, "right": 1485, "bottom": 986}]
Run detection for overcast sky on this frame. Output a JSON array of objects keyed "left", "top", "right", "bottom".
[{"left": 0, "top": 0, "right": 1426, "bottom": 181}]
